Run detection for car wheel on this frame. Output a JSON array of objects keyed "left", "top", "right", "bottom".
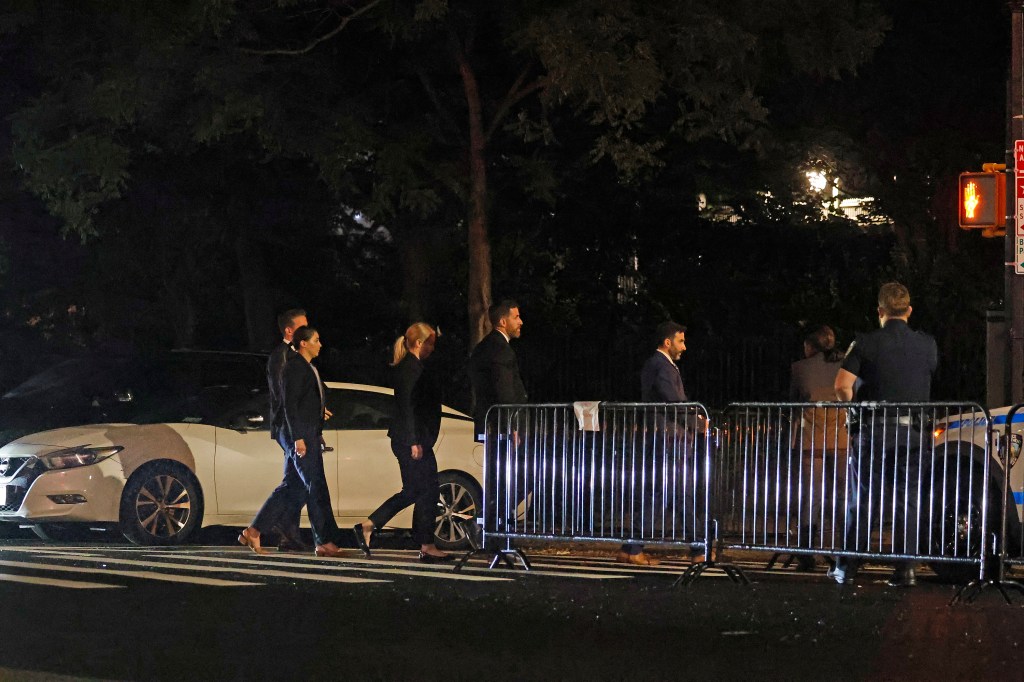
[
  {"left": 31, "top": 523, "right": 93, "bottom": 542},
  {"left": 119, "top": 462, "right": 203, "bottom": 546},
  {"left": 434, "top": 472, "right": 482, "bottom": 550},
  {"left": 928, "top": 466, "right": 995, "bottom": 584}
]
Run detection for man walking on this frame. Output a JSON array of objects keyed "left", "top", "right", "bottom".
[
  {"left": 831, "top": 282, "right": 938, "bottom": 587},
  {"left": 468, "top": 300, "right": 527, "bottom": 441},
  {"left": 237, "top": 308, "right": 309, "bottom": 553},
  {"left": 618, "top": 321, "right": 689, "bottom": 567}
]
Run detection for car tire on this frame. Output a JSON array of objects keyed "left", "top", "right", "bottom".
[
  {"left": 928, "top": 465, "right": 997, "bottom": 584},
  {"left": 434, "top": 471, "right": 482, "bottom": 551},
  {"left": 119, "top": 462, "right": 204, "bottom": 546},
  {"left": 30, "top": 523, "right": 93, "bottom": 542}
]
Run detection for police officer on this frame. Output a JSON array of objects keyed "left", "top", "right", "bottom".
[{"left": 831, "top": 282, "right": 938, "bottom": 587}]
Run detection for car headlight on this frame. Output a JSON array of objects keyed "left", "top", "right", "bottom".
[{"left": 39, "top": 445, "right": 123, "bottom": 471}]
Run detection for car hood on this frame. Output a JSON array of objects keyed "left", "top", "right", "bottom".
[{"left": 0, "top": 424, "right": 135, "bottom": 454}]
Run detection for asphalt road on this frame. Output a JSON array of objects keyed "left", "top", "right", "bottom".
[{"left": 0, "top": 531, "right": 1020, "bottom": 681}]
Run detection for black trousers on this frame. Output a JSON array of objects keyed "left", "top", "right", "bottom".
[
  {"left": 252, "top": 434, "right": 305, "bottom": 536},
  {"left": 251, "top": 433, "right": 306, "bottom": 541},
  {"left": 369, "top": 441, "right": 439, "bottom": 545},
  {"left": 254, "top": 436, "right": 339, "bottom": 547},
  {"left": 840, "top": 422, "right": 926, "bottom": 567}
]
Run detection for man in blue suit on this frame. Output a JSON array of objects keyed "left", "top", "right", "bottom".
[{"left": 617, "top": 321, "right": 689, "bottom": 566}]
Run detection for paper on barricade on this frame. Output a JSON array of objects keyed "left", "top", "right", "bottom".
[{"left": 573, "top": 401, "right": 601, "bottom": 431}]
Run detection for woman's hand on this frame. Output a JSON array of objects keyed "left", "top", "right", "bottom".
[
  {"left": 411, "top": 444, "right": 423, "bottom": 460},
  {"left": 295, "top": 438, "right": 307, "bottom": 457}
]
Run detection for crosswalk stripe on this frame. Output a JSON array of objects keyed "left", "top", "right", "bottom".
[
  {"left": 37, "top": 552, "right": 389, "bottom": 585},
  {"left": 144, "top": 553, "right": 513, "bottom": 582},
  {"left": 0, "top": 572, "right": 123, "bottom": 589},
  {"left": 0, "top": 559, "right": 260, "bottom": 587}
]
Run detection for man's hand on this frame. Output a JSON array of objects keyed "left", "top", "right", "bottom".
[
  {"left": 324, "top": 408, "right": 333, "bottom": 420},
  {"left": 411, "top": 444, "right": 423, "bottom": 460},
  {"left": 295, "top": 438, "right": 307, "bottom": 457}
]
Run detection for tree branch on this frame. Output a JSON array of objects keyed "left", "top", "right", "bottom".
[
  {"left": 241, "top": 0, "right": 384, "bottom": 57},
  {"left": 485, "top": 64, "right": 548, "bottom": 143}
]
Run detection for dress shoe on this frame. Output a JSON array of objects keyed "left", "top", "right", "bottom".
[
  {"left": 314, "top": 544, "right": 346, "bottom": 558},
  {"left": 352, "top": 523, "right": 372, "bottom": 557},
  {"left": 238, "top": 528, "right": 267, "bottom": 555},
  {"left": 277, "top": 535, "right": 310, "bottom": 552},
  {"left": 418, "top": 551, "right": 453, "bottom": 564},
  {"left": 615, "top": 551, "right": 661, "bottom": 566},
  {"left": 887, "top": 565, "right": 917, "bottom": 588},
  {"left": 828, "top": 558, "right": 859, "bottom": 585}
]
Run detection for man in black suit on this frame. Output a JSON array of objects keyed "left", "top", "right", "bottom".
[
  {"left": 468, "top": 300, "right": 527, "bottom": 441},
  {"left": 240, "top": 326, "right": 345, "bottom": 557},
  {"left": 468, "top": 301, "right": 527, "bottom": 535},
  {"left": 264, "top": 308, "right": 309, "bottom": 551},
  {"left": 618, "top": 321, "right": 690, "bottom": 566}
]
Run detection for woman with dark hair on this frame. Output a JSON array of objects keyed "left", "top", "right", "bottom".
[
  {"left": 353, "top": 322, "right": 450, "bottom": 562},
  {"left": 239, "top": 325, "right": 346, "bottom": 557},
  {"left": 788, "top": 324, "right": 849, "bottom": 571}
]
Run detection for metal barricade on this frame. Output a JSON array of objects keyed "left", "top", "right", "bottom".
[
  {"left": 974, "top": 402, "right": 1024, "bottom": 603},
  {"left": 460, "top": 402, "right": 713, "bottom": 572},
  {"left": 716, "top": 402, "right": 994, "bottom": 582}
]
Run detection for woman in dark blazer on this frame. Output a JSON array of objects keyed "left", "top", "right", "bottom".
[
  {"left": 354, "top": 323, "right": 449, "bottom": 562},
  {"left": 239, "top": 325, "right": 345, "bottom": 557}
]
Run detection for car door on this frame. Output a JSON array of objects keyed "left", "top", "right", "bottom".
[
  {"left": 327, "top": 387, "right": 403, "bottom": 519},
  {"left": 212, "top": 387, "right": 340, "bottom": 518}
]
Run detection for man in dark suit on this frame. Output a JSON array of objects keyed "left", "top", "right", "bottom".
[
  {"left": 618, "top": 321, "right": 689, "bottom": 566},
  {"left": 468, "top": 300, "right": 527, "bottom": 441},
  {"left": 240, "top": 326, "right": 345, "bottom": 557},
  {"left": 264, "top": 308, "right": 309, "bottom": 551}
]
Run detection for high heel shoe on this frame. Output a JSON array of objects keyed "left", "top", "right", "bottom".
[
  {"left": 352, "top": 524, "right": 371, "bottom": 557},
  {"left": 238, "top": 528, "right": 266, "bottom": 555}
]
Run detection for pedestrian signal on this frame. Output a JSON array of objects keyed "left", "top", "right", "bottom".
[{"left": 958, "top": 171, "right": 1005, "bottom": 229}]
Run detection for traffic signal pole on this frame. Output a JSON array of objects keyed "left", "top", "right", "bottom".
[{"left": 1009, "top": 2, "right": 1024, "bottom": 404}]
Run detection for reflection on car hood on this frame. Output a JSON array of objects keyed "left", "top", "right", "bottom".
[{"left": 1, "top": 424, "right": 135, "bottom": 451}]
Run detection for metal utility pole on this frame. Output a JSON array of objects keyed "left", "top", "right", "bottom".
[{"left": 1009, "top": 2, "right": 1024, "bottom": 404}]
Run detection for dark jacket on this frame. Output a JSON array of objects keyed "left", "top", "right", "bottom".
[
  {"left": 841, "top": 319, "right": 938, "bottom": 402},
  {"left": 267, "top": 341, "right": 293, "bottom": 440},
  {"left": 468, "top": 330, "right": 527, "bottom": 437},
  {"left": 640, "top": 351, "right": 687, "bottom": 403},
  {"left": 282, "top": 353, "right": 326, "bottom": 446},
  {"left": 387, "top": 354, "right": 441, "bottom": 448}
]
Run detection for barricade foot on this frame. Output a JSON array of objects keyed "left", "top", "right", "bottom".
[
  {"left": 671, "top": 560, "right": 750, "bottom": 587},
  {"left": 950, "top": 578, "right": 1024, "bottom": 606}
]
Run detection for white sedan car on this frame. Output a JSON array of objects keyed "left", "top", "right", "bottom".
[{"left": 0, "top": 380, "right": 483, "bottom": 549}]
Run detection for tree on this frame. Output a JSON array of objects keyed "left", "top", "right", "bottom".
[{"left": 4, "top": 0, "right": 891, "bottom": 347}]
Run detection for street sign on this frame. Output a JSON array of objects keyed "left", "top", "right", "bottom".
[{"left": 1018, "top": 141, "right": 1024, "bottom": 272}]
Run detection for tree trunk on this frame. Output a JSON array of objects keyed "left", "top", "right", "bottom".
[{"left": 457, "top": 51, "right": 492, "bottom": 348}]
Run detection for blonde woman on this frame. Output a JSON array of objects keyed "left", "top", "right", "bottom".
[{"left": 354, "top": 323, "right": 450, "bottom": 562}]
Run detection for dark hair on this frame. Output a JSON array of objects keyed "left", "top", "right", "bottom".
[
  {"left": 291, "top": 325, "right": 318, "bottom": 350},
  {"left": 654, "top": 321, "right": 686, "bottom": 349},
  {"left": 804, "top": 324, "right": 842, "bottom": 362},
  {"left": 488, "top": 299, "right": 519, "bottom": 327},
  {"left": 277, "top": 308, "right": 306, "bottom": 335}
]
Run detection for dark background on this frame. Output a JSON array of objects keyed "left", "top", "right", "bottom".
[{"left": 0, "top": 1, "right": 1010, "bottom": 412}]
